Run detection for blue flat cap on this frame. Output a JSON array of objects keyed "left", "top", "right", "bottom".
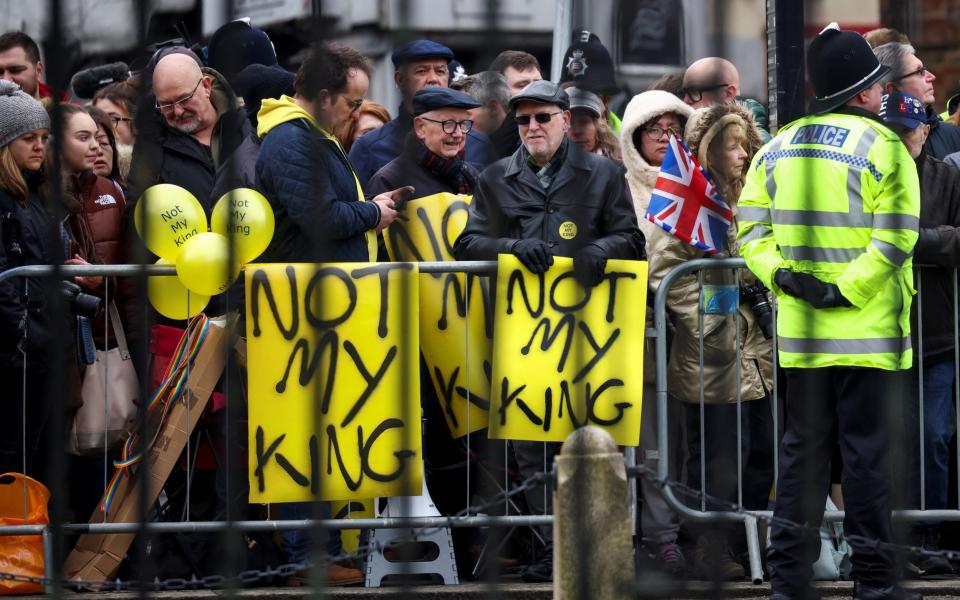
[
  {"left": 413, "top": 87, "right": 481, "bottom": 116},
  {"left": 508, "top": 80, "right": 570, "bottom": 111},
  {"left": 391, "top": 39, "right": 454, "bottom": 68}
]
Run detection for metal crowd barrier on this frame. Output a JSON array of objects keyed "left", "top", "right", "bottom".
[
  {"left": 654, "top": 257, "right": 960, "bottom": 585},
  {"left": 0, "top": 261, "right": 565, "bottom": 592}
]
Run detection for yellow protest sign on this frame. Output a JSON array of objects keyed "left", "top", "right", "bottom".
[
  {"left": 489, "top": 254, "right": 647, "bottom": 445},
  {"left": 384, "top": 193, "right": 493, "bottom": 438},
  {"left": 246, "top": 263, "right": 423, "bottom": 503}
]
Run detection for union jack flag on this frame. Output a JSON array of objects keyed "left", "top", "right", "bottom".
[{"left": 644, "top": 135, "right": 733, "bottom": 255}]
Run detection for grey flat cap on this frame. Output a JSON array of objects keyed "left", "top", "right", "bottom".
[
  {"left": 566, "top": 87, "right": 602, "bottom": 117},
  {"left": 508, "top": 80, "right": 570, "bottom": 111}
]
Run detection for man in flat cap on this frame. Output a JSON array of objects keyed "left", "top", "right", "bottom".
[
  {"left": 453, "top": 80, "right": 643, "bottom": 583},
  {"left": 368, "top": 87, "right": 481, "bottom": 197},
  {"left": 737, "top": 23, "right": 920, "bottom": 600},
  {"left": 349, "top": 39, "right": 495, "bottom": 186}
]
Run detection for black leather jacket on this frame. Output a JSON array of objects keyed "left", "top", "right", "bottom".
[{"left": 453, "top": 140, "right": 644, "bottom": 261}]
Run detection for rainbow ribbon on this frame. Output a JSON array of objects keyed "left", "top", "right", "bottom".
[{"left": 100, "top": 314, "right": 210, "bottom": 517}]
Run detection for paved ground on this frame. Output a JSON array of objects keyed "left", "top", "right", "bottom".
[{"left": 17, "top": 580, "right": 960, "bottom": 599}]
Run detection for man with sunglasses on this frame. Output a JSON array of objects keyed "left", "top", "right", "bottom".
[
  {"left": 874, "top": 42, "right": 960, "bottom": 159},
  {"left": 453, "top": 80, "right": 643, "bottom": 583},
  {"left": 349, "top": 39, "right": 495, "bottom": 187},
  {"left": 681, "top": 57, "right": 771, "bottom": 142}
]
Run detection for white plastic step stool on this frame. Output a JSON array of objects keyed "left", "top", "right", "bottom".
[{"left": 364, "top": 478, "right": 459, "bottom": 586}]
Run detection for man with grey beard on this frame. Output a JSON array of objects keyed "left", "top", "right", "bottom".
[{"left": 126, "top": 49, "right": 260, "bottom": 214}]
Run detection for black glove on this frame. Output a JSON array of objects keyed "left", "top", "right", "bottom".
[
  {"left": 573, "top": 244, "right": 608, "bottom": 288},
  {"left": 774, "top": 269, "right": 852, "bottom": 309},
  {"left": 512, "top": 239, "right": 554, "bottom": 273}
]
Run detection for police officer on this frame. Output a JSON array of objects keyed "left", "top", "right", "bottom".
[{"left": 737, "top": 24, "right": 921, "bottom": 600}]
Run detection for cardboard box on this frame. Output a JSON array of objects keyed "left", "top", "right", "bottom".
[{"left": 63, "top": 318, "right": 230, "bottom": 584}]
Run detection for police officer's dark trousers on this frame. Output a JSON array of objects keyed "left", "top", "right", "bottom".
[{"left": 769, "top": 366, "right": 903, "bottom": 595}]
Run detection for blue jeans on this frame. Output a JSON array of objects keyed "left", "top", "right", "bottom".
[
  {"left": 908, "top": 359, "right": 956, "bottom": 514},
  {"left": 276, "top": 502, "right": 343, "bottom": 564}
]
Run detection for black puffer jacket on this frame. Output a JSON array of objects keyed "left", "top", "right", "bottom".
[
  {"left": 0, "top": 178, "right": 61, "bottom": 368},
  {"left": 453, "top": 139, "right": 644, "bottom": 261},
  {"left": 925, "top": 106, "right": 960, "bottom": 160},
  {"left": 912, "top": 152, "right": 960, "bottom": 358}
]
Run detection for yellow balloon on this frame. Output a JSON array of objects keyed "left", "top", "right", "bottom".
[
  {"left": 210, "top": 188, "right": 275, "bottom": 264},
  {"left": 175, "top": 232, "right": 241, "bottom": 296},
  {"left": 147, "top": 259, "right": 210, "bottom": 320},
  {"left": 134, "top": 184, "right": 208, "bottom": 262}
]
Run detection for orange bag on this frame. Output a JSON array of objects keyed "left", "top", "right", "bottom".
[{"left": 0, "top": 474, "right": 49, "bottom": 595}]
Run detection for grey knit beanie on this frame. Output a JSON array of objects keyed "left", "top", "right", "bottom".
[{"left": 0, "top": 79, "right": 51, "bottom": 148}]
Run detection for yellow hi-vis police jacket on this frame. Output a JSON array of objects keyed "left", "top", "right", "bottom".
[{"left": 736, "top": 111, "right": 920, "bottom": 370}]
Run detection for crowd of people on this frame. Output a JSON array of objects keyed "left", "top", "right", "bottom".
[{"left": 2, "top": 17, "right": 960, "bottom": 594}]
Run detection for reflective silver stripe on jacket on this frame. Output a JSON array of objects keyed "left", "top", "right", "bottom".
[
  {"left": 739, "top": 223, "right": 774, "bottom": 245},
  {"left": 872, "top": 239, "right": 912, "bottom": 266},
  {"left": 778, "top": 336, "right": 911, "bottom": 354},
  {"left": 780, "top": 246, "right": 864, "bottom": 263}
]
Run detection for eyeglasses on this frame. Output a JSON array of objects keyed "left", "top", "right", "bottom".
[
  {"left": 345, "top": 97, "right": 363, "bottom": 113},
  {"left": 420, "top": 117, "right": 474, "bottom": 134},
  {"left": 156, "top": 78, "right": 203, "bottom": 112},
  {"left": 644, "top": 126, "right": 683, "bottom": 140},
  {"left": 679, "top": 83, "right": 729, "bottom": 102},
  {"left": 895, "top": 65, "right": 930, "bottom": 81},
  {"left": 95, "top": 135, "right": 112, "bottom": 150},
  {"left": 516, "top": 111, "right": 563, "bottom": 126},
  {"left": 109, "top": 114, "right": 132, "bottom": 128}
]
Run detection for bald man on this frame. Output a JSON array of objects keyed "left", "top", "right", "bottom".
[
  {"left": 153, "top": 53, "right": 220, "bottom": 146},
  {"left": 127, "top": 48, "right": 259, "bottom": 214},
  {"left": 682, "top": 57, "right": 772, "bottom": 142},
  {"left": 681, "top": 57, "right": 741, "bottom": 108}
]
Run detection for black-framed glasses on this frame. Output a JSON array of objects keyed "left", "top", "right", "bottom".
[
  {"left": 644, "top": 126, "right": 683, "bottom": 140},
  {"left": 109, "top": 114, "right": 132, "bottom": 128},
  {"left": 345, "top": 97, "right": 363, "bottom": 113},
  {"left": 895, "top": 65, "right": 929, "bottom": 81},
  {"left": 679, "top": 83, "right": 728, "bottom": 102},
  {"left": 155, "top": 78, "right": 203, "bottom": 112},
  {"left": 516, "top": 111, "right": 563, "bottom": 126},
  {"left": 420, "top": 117, "right": 474, "bottom": 134}
]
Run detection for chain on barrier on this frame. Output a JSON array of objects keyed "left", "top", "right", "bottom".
[{"left": 0, "top": 469, "right": 554, "bottom": 591}]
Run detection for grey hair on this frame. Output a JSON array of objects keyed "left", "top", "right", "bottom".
[
  {"left": 459, "top": 70, "right": 510, "bottom": 110},
  {"left": 873, "top": 42, "right": 917, "bottom": 88}
]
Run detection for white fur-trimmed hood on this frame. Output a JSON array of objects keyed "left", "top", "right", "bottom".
[{"left": 620, "top": 90, "right": 694, "bottom": 217}]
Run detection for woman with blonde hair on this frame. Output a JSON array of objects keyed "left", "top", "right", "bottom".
[
  {"left": 647, "top": 101, "right": 773, "bottom": 580},
  {"left": 0, "top": 80, "right": 60, "bottom": 480}
]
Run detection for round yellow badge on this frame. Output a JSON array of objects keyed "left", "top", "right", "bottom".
[{"left": 559, "top": 221, "right": 578, "bottom": 240}]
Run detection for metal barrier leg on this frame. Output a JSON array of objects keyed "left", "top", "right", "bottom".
[
  {"left": 743, "top": 514, "right": 764, "bottom": 584},
  {"left": 42, "top": 526, "right": 54, "bottom": 594}
]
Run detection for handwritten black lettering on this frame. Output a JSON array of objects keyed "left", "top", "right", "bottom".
[
  {"left": 521, "top": 314, "right": 576, "bottom": 373},
  {"left": 305, "top": 267, "right": 356, "bottom": 330},
  {"left": 340, "top": 341, "right": 397, "bottom": 428},
  {"left": 250, "top": 266, "right": 299, "bottom": 339},
  {"left": 506, "top": 269, "right": 545, "bottom": 317},
  {"left": 571, "top": 322, "right": 620, "bottom": 383},
  {"left": 549, "top": 271, "right": 592, "bottom": 313},
  {"left": 601, "top": 271, "right": 637, "bottom": 324},
  {"left": 352, "top": 263, "right": 414, "bottom": 338}
]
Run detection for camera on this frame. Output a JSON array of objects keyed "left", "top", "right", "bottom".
[
  {"left": 740, "top": 282, "right": 774, "bottom": 340},
  {"left": 61, "top": 281, "right": 102, "bottom": 318}
]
